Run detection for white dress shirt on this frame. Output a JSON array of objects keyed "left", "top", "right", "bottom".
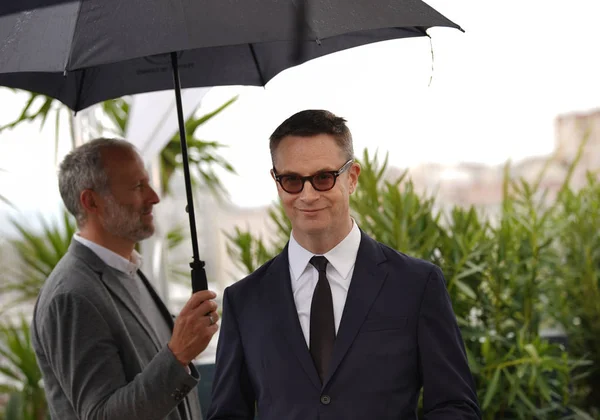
[
  {"left": 73, "top": 233, "right": 142, "bottom": 277},
  {"left": 288, "top": 220, "right": 361, "bottom": 347}
]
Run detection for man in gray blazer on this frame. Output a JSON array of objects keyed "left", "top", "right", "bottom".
[{"left": 32, "top": 138, "right": 219, "bottom": 420}]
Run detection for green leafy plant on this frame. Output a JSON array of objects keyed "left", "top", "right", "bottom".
[
  {"left": 101, "top": 95, "right": 238, "bottom": 198},
  {"left": 0, "top": 93, "right": 57, "bottom": 134},
  {"left": 0, "top": 91, "right": 75, "bottom": 162},
  {"left": 0, "top": 210, "right": 76, "bottom": 313},
  {"left": 350, "top": 149, "right": 443, "bottom": 261},
  {"left": 0, "top": 318, "right": 47, "bottom": 420},
  {"left": 0, "top": 89, "right": 238, "bottom": 200},
  {"left": 551, "top": 172, "right": 600, "bottom": 415},
  {"left": 225, "top": 204, "right": 291, "bottom": 274},
  {"left": 160, "top": 96, "right": 238, "bottom": 197}
]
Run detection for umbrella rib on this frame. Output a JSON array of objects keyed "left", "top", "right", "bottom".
[
  {"left": 291, "top": 0, "right": 318, "bottom": 62},
  {"left": 248, "top": 44, "right": 266, "bottom": 86},
  {"left": 63, "top": 0, "right": 85, "bottom": 72},
  {"left": 73, "top": 68, "right": 86, "bottom": 112}
]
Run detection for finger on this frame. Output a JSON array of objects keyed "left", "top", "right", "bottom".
[
  {"left": 207, "top": 322, "right": 219, "bottom": 335},
  {"left": 209, "top": 311, "right": 220, "bottom": 324},
  {"left": 179, "top": 290, "right": 217, "bottom": 315},
  {"left": 191, "top": 299, "right": 218, "bottom": 316},
  {"left": 205, "top": 311, "right": 220, "bottom": 326}
]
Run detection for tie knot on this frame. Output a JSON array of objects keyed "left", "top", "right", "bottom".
[{"left": 310, "top": 256, "right": 328, "bottom": 273}]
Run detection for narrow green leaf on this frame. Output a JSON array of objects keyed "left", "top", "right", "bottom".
[
  {"left": 482, "top": 368, "right": 501, "bottom": 409},
  {"left": 454, "top": 279, "right": 477, "bottom": 300}
]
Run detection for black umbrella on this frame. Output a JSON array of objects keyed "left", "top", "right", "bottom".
[{"left": 0, "top": 0, "right": 462, "bottom": 292}]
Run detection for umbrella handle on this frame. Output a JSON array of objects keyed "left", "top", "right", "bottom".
[
  {"left": 171, "top": 52, "right": 208, "bottom": 293},
  {"left": 190, "top": 260, "right": 208, "bottom": 293}
]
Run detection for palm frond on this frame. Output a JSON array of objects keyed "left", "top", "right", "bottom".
[{"left": 0, "top": 210, "right": 75, "bottom": 312}]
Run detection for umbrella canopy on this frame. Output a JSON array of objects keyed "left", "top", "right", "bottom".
[
  {"left": 0, "top": 0, "right": 462, "bottom": 110},
  {"left": 0, "top": 0, "right": 462, "bottom": 292},
  {"left": 0, "top": 0, "right": 77, "bottom": 17}
]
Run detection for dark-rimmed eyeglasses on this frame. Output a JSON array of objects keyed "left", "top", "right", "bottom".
[{"left": 273, "top": 159, "right": 354, "bottom": 194}]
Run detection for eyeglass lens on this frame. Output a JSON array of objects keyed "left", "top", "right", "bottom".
[{"left": 281, "top": 172, "right": 335, "bottom": 193}]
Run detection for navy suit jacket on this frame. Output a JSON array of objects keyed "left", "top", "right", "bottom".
[{"left": 208, "top": 231, "right": 480, "bottom": 419}]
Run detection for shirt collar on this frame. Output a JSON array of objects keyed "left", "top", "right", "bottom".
[
  {"left": 73, "top": 233, "right": 142, "bottom": 277},
  {"left": 324, "top": 220, "right": 361, "bottom": 279},
  {"left": 288, "top": 219, "right": 361, "bottom": 281}
]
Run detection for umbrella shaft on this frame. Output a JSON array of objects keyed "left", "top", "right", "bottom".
[{"left": 170, "top": 52, "right": 208, "bottom": 292}]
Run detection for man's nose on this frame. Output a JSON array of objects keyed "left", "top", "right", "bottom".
[
  {"left": 147, "top": 185, "right": 160, "bottom": 204},
  {"left": 299, "top": 179, "right": 319, "bottom": 201}
]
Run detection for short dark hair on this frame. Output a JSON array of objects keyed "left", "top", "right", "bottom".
[{"left": 269, "top": 110, "right": 354, "bottom": 164}]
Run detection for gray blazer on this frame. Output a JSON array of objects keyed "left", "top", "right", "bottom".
[{"left": 31, "top": 240, "right": 203, "bottom": 420}]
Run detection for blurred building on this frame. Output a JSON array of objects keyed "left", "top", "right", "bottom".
[
  {"left": 405, "top": 108, "right": 600, "bottom": 218},
  {"left": 554, "top": 108, "right": 600, "bottom": 184}
]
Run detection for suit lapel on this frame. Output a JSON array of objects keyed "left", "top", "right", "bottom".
[
  {"left": 69, "top": 240, "right": 163, "bottom": 351},
  {"left": 137, "top": 270, "right": 175, "bottom": 330},
  {"left": 265, "top": 246, "right": 322, "bottom": 391},
  {"left": 323, "top": 232, "right": 388, "bottom": 388},
  {"left": 100, "top": 267, "right": 164, "bottom": 351}
]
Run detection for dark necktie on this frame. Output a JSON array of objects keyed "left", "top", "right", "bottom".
[{"left": 309, "top": 256, "right": 336, "bottom": 383}]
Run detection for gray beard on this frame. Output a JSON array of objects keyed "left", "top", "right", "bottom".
[{"left": 101, "top": 195, "right": 154, "bottom": 243}]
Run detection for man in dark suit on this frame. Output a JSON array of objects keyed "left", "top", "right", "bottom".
[
  {"left": 32, "top": 138, "right": 219, "bottom": 419},
  {"left": 208, "top": 110, "right": 481, "bottom": 419}
]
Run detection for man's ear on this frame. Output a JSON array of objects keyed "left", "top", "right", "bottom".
[
  {"left": 80, "top": 189, "right": 99, "bottom": 215},
  {"left": 349, "top": 162, "right": 361, "bottom": 194}
]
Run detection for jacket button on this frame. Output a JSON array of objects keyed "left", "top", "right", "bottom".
[
  {"left": 171, "top": 389, "right": 184, "bottom": 400},
  {"left": 320, "top": 395, "right": 331, "bottom": 405}
]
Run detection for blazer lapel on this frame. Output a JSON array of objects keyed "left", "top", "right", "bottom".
[
  {"left": 100, "top": 267, "right": 164, "bottom": 351},
  {"left": 69, "top": 240, "right": 163, "bottom": 351},
  {"left": 137, "top": 270, "right": 175, "bottom": 330},
  {"left": 265, "top": 246, "right": 322, "bottom": 391},
  {"left": 323, "top": 232, "right": 388, "bottom": 388}
]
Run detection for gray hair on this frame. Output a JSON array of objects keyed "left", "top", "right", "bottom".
[{"left": 58, "top": 138, "right": 136, "bottom": 226}]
